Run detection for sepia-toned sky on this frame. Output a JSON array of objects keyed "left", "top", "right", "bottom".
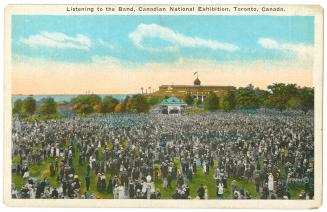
[{"left": 12, "top": 15, "right": 314, "bottom": 95}]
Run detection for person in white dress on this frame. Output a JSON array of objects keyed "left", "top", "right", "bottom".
[
  {"left": 203, "top": 162, "right": 207, "bottom": 174},
  {"left": 113, "top": 184, "right": 119, "bottom": 199},
  {"left": 23, "top": 170, "right": 29, "bottom": 179},
  {"left": 214, "top": 167, "right": 220, "bottom": 181},
  {"left": 217, "top": 181, "right": 224, "bottom": 199},
  {"left": 268, "top": 173, "right": 274, "bottom": 192},
  {"left": 142, "top": 175, "right": 155, "bottom": 199},
  {"left": 118, "top": 185, "right": 125, "bottom": 199},
  {"left": 55, "top": 148, "right": 60, "bottom": 158},
  {"left": 89, "top": 155, "right": 95, "bottom": 169}
]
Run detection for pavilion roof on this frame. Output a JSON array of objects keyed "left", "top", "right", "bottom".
[{"left": 159, "top": 96, "right": 187, "bottom": 106}]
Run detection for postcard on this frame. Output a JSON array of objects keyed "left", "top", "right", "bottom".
[{"left": 3, "top": 4, "right": 323, "bottom": 208}]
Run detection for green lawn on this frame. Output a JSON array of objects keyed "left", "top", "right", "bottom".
[
  {"left": 289, "top": 183, "right": 305, "bottom": 199},
  {"left": 154, "top": 178, "right": 177, "bottom": 198},
  {"left": 12, "top": 145, "right": 306, "bottom": 199},
  {"left": 153, "top": 163, "right": 257, "bottom": 199},
  {"left": 72, "top": 147, "right": 113, "bottom": 199}
]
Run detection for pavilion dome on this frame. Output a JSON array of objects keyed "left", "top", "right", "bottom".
[{"left": 194, "top": 77, "right": 201, "bottom": 86}]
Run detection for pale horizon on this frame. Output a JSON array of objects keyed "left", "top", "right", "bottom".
[{"left": 12, "top": 57, "right": 313, "bottom": 96}]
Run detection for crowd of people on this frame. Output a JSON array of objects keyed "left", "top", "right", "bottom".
[{"left": 11, "top": 110, "right": 314, "bottom": 200}]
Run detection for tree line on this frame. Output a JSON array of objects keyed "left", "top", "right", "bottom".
[
  {"left": 12, "top": 94, "right": 153, "bottom": 117},
  {"left": 12, "top": 83, "right": 314, "bottom": 118},
  {"left": 71, "top": 94, "right": 151, "bottom": 114},
  {"left": 183, "top": 83, "right": 314, "bottom": 113},
  {"left": 13, "top": 97, "right": 57, "bottom": 116}
]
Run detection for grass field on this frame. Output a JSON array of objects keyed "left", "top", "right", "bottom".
[{"left": 12, "top": 144, "right": 305, "bottom": 199}]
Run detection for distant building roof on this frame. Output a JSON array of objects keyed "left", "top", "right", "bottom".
[
  {"left": 159, "top": 85, "right": 236, "bottom": 89},
  {"left": 160, "top": 96, "right": 187, "bottom": 106}
]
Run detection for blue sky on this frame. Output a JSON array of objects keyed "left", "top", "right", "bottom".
[{"left": 12, "top": 15, "right": 314, "bottom": 64}]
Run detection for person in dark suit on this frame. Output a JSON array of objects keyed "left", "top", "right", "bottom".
[
  {"left": 85, "top": 175, "right": 91, "bottom": 191},
  {"left": 197, "top": 184, "right": 205, "bottom": 199},
  {"left": 51, "top": 188, "right": 59, "bottom": 199}
]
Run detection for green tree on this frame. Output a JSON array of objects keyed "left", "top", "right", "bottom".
[
  {"left": 266, "top": 83, "right": 299, "bottom": 111},
  {"left": 114, "top": 103, "right": 122, "bottom": 113},
  {"left": 121, "top": 96, "right": 130, "bottom": 112},
  {"left": 71, "top": 95, "right": 101, "bottom": 114},
  {"left": 75, "top": 103, "right": 94, "bottom": 114},
  {"left": 256, "top": 89, "right": 270, "bottom": 108},
  {"left": 147, "top": 96, "right": 162, "bottom": 106},
  {"left": 13, "top": 99, "right": 24, "bottom": 115},
  {"left": 39, "top": 97, "right": 57, "bottom": 115},
  {"left": 287, "top": 96, "right": 302, "bottom": 110},
  {"left": 102, "top": 96, "right": 119, "bottom": 113},
  {"left": 203, "top": 92, "right": 219, "bottom": 111},
  {"left": 193, "top": 98, "right": 202, "bottom": 107},
  {"left": 220, "top": 90, "right": 236, "bottom": 112},
  {"left": 183, "top": 93, "right": 194, "bottom": 105},
  {"left": 94, "top": 103, "right": 105, "bottom": 113},
  {"left": 22, "top": 96, "right": 36, "bottom": 115},
  {"left": 298, "top": 87, "right": 314, "bottom": 113},
  {"left": 129, "top": 94, "right": 150, "bottom": 113},
  {"left": 236, "top": 84, "right": 260, "bottom": 109}
]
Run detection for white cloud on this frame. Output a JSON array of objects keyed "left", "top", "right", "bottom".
[
  {"left": 258, "top": 38, "right": 313, "bottom": 60},
  {"left": 258, "top": 38, "right": 279, "bottom": 49},
  {"left": 98, "top": 39, "right": 114, "bottom": 49},
  {"left": 20, "top": 31, "right": 92, "bottom": 50},
  {"left": 129, "top": 24, "right": 239, "bottom": 52}
]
